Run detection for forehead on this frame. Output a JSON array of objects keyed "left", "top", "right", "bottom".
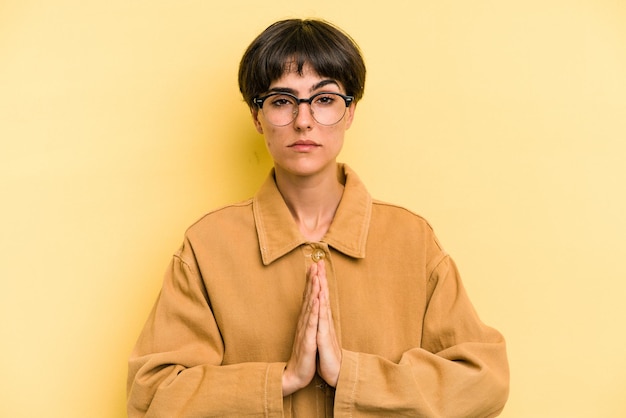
[{"left": 269, "top": 62, "right": 343, "bottom": 93}]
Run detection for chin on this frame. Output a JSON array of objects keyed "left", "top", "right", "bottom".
[{"left": 276, "top": 159, "right": 336, "bottom": 178}]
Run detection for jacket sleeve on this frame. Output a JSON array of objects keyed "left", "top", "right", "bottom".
[
  {"left": 333, "top": 256, "right": 509, "bottom": 417},
  {"left": 127, "top": 247, "right": 285, "bottom": 417}
]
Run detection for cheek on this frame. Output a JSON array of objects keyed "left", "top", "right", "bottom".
[
  {"left": 328, "top": 127, "right": 347, "bottom": 146},
  {"left": 262, "top": 128, "right": 281, "bottom": 150}
]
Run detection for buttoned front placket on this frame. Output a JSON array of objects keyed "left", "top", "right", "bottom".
[
  {"left": 302, "top": 242, "right": 328, "bottom": 269},
  {"left": 253, "top": 165, "right": 372, "bottom": 416},
  {"left": 301, "top": 243, "right": 341, "bottom": 332},
  {"left": 301, "top": 242, "right": 342, "bottom": 417}
]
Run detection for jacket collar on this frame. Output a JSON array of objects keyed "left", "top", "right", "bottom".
[{"left": 253, "top": 163, "right": 372, "bottom": 265}]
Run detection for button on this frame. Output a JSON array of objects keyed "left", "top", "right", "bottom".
[{"left": 311, "top": 249, "right": 325, "bottom": 262}]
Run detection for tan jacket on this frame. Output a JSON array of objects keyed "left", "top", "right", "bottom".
[{"left": 127, "top": 164, "right": 509, "bottom": 417}]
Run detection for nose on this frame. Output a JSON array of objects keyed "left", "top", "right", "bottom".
[{"left": 292, "top": 102, "right": 314, "bottom": 130}]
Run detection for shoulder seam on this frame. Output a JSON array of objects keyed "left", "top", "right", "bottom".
[
  {"left": 372, "top": 199, "right": 448, "bottom": 255},
  {"left": 371, "top": 199, "right": 433, "bottom": 227},
  {"left": 186, "top": 198, "right": 254, "bottom": 229}
]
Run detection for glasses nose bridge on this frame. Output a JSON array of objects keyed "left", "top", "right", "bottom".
[
  {"left": 295, "top": 96, "right": 314, "bottom": 105},
  {"left": 292, "top": 97, "right": 315, "bottom": 119}
]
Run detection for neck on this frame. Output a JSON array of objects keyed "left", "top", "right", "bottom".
[{"left": 275, "top": 164, "right": 344, "bottom": 242}]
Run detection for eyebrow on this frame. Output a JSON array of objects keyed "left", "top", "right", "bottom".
[{"left": 267, "top": 79, "right": 340, "bottom": 95}]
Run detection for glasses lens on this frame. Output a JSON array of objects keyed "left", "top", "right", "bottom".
[
  {"left": 261, "top": 94, "right": 298, "bottom": 126},
  {"left": 310, "top": 93, "right": 347, "bottom": 125}
]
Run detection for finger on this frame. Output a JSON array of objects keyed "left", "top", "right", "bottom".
[
  {"left": 296, "top": 281, "right": 318, "bottom": 335},
  {"left": 284, "top": 297, "right": 319, "bottom": 395},
  {"left": 317, "top": 285, "right": 336, "bottom": 353},
  {"left": 316, "top": 260, "right": 328, "bottom": 297},
  {"left": 317, "top": 258, "right": 326, "bottom": 277},
  {"left": 316, "top": 289, "right": 342, "bottom": 387},
  {"left": 303, "top": 261, "right": 318, "bottom": 301},
  {"left": 296, "top": 263, "right": 319, "bottom": 330},
  {"left": 316, "top": 262, "right": 339, "bottom": 353},
  {"left": 317, "top": 283, "right": 332, "bottom": 335},
  {"left": 316, "top": 260, "right": 332, "bottom": 322},
  {"left": 300, "top": 293, "right": 320, "bottom": 359}
]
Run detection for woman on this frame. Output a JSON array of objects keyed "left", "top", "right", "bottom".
[{"left": 127, "top": 19, "right": 509, "bottom": 417}]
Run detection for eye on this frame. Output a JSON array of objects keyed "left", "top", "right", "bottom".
[
  {"left": 268, "top": 95, "right": 296, "bottom": 108},
  {"left": 313, "top": 94, "right": 337, "bottom": 106}
]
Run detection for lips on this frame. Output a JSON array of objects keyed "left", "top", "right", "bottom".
[
  {"left": 287, "top": 140, "right": 321, "bottom": 152},
  {"left": 289, "top": 140, "right": 320, "bottom": 147}
]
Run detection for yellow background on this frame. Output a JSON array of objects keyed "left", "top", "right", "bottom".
[{"left": 1, "top": 1, "right": 625, "bottom": 417}]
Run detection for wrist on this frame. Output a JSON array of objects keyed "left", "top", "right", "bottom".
[{"left": 281, "top": 368, "right": 301, "bottom": 397}]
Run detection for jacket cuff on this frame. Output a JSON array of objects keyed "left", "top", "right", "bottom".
[
  {"left": 334, "top": 349, "right": 360, "bottom": 414},
  {"left": 265, "top": 362, "right": 287, "bottom": 416}
]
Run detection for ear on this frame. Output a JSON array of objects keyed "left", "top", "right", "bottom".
[
  {"left": 251, "top": 107, "right": 264, "bottom": 134},
  {"left": 344, "top": 103, "right": 357, "bottom": 130}
]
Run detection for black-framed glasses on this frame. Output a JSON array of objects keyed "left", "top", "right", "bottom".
[{"left": 253, "top": 92, "right": 354, "bottom": 126}]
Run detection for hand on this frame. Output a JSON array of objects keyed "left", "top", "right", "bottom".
[
  {"left": 282, "top": 263, "right": 321, "bottom": 396},
  {"left": 315, "top": 260, "right": 342, "bottom": 387}
]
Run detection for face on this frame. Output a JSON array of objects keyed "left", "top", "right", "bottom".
[{"left": 252, "top": 63, "right": 356, "bottom": 180}]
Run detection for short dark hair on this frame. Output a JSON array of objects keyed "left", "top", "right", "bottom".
[{"left": 238, "top": 19, "right": 366, "bottom": 107}]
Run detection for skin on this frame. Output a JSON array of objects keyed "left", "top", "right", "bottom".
[
  {"left": 251, "top": 63, "right": 355, "bottom": 242},
  {"left": 250, "top": 63, "right": 354, "bottom": 395},
  {"left": 282, "top": 260, "right": 341, "bottom": 396}
]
